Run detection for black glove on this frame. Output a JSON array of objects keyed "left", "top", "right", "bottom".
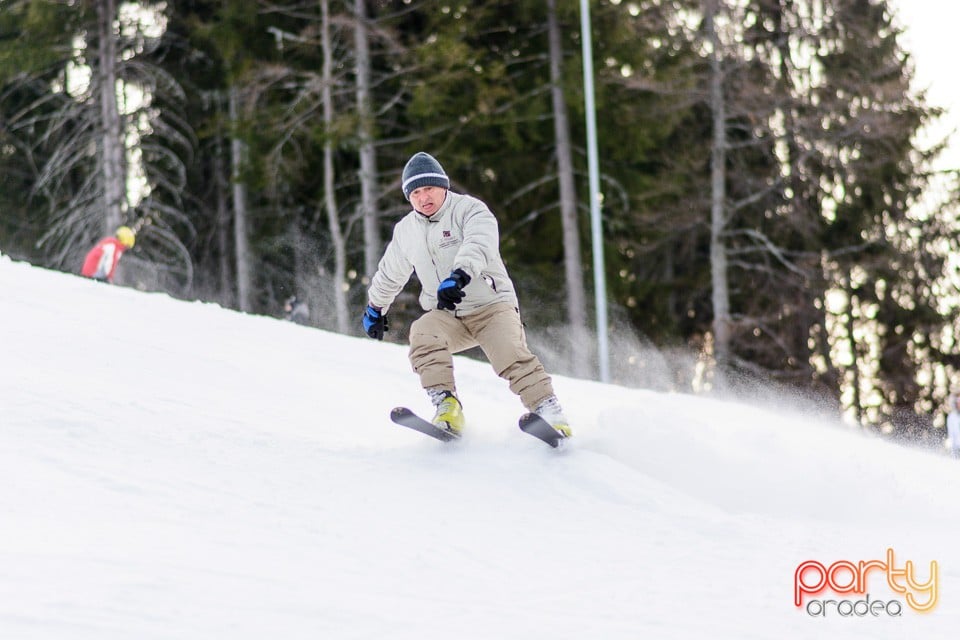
[
  {"left": 361, "top": 304, "right": 388, "bottom": 340},
  {"left": 436, "top": 269, "right": 471, "bottom": 310}
]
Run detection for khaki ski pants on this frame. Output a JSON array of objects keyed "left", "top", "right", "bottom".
[{"left": 408, "top": 302, "right": 554, "bottom": 410}]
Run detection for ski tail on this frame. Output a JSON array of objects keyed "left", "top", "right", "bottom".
[
  {"left": 391, "top": 407, "right": 460, "bottom": 442},
  {"left": 519, "top": 412, "right": 569, "bottom": 448}
]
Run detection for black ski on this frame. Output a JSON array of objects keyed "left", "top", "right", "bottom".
[
  {"left": 519, "top": 412, "right": 569, "bottom": 449},
  {"left": 391, "top": 407, "right": 460, "bottom": 442}
]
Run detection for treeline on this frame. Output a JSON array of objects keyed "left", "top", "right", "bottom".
[{"left": 1, "top": 0, "right": 959, "bottom": 437}]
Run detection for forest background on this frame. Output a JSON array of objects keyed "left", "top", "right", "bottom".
[{"left": 1, "top": 0, "right": 959, "bottom": 444}]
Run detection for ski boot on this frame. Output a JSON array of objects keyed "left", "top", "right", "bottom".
[
  {"left": 429, "top": 389, "right": 464, "bottom": 437},
  {"left": 534, "top": 395, "right": 572, "bottom": 438}
]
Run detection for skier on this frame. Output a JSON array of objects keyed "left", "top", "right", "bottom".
[
  {"left": 80, "top": 226, "right": 136, "bottom": 283},
  {"left": 361, "top": 151, "right": 571, "bottom": 441},
  {"left": 283, "top": 295, "right": 310, "bottom": 325},
  {"left": 947, "top": 393, "right": 960, "bottom": 459}
]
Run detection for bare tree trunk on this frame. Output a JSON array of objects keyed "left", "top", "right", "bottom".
[
  {"left": 355, "top": 0, "right": 380, "bottom": 279},
  {"left": 547, "top": 0, "right": 589, "bottom": 377},
  {"left": 843, "top": 274, "right": 862, "bottom": 424},
  {"left": 323, "top": 0, "right": 349, "bottom": 334},
  {"left": 229, "top": 85, "right": 253, "bottom": 312},
  {"left": 96, "top": 0, "right": 125, "bottom": 233},
  {"left": 705, "top": 0, "right": 731, "bottom": 374},
  {"left": 214, "top": 121, "right": 233, "bottom": 306}
]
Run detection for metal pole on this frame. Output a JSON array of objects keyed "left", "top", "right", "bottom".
[{"left": 579, "top": 0, "right": 610, "bottom": 383}]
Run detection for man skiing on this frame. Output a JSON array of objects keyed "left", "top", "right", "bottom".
[
  {"left": 80, "top": 226, "right": 136, "bottom": 283},
  {"left": 362, "top": 151, "right": 571, "bottom": 442}
]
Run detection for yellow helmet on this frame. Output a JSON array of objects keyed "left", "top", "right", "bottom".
[{"left": 116, "top": 226, "right": 136, "bottom": 248}]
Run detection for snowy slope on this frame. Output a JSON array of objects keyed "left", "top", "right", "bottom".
[{"left": 2, "top": 254, "right": 959, "bottom": 639}]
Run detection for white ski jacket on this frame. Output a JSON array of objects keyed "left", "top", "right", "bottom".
[{"left": 368, "top": 191, "right": 519, "bottom": 316}]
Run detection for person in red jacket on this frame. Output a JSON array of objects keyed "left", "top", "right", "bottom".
[{"left": 80, "top": 226, "right": 136, "bottom": 283}]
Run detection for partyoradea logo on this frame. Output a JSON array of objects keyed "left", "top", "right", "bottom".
[{"left": 794, "top": 548, "right": 938, "bottom": 617}]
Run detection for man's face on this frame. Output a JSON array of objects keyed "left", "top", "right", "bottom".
[{"left": 409, "top": 186, "right": 447, "bottom": 216}]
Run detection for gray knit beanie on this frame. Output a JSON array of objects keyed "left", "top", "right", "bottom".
[{"left": 401, "top": 152, "right": 449, "bottom": 199}]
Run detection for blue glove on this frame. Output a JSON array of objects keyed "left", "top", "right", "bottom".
[
  {"left": 436, "top": 268, "right": 471, "bottom": 310},
  {"left": 362, "top": 305, "right": 388, "bottom": 340}
]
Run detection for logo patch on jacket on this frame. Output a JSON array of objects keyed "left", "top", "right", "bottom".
[{"left": 439, "top": 228, "right": 459, "bottom": 249}]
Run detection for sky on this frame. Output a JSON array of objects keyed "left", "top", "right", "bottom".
[
  {"left": 893, "top": 0, "right": 960, "bottom": 171},
  {"left": 2, "top": 254, "right": 960, "bottom": 639}
]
